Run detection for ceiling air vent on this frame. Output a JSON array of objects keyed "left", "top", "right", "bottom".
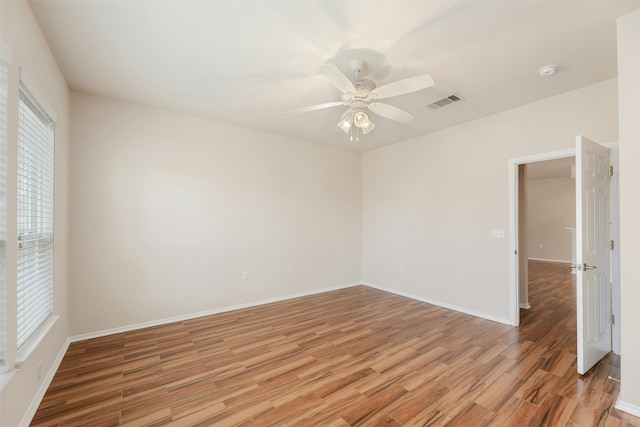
[{"left": 427, "top": 93, "right": 465, "bottom": 110}]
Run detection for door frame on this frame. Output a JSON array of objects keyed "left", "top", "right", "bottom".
[
  {"left": 508, "top": 149, "right": 575, "bottom": 326},
  {"left": 508, "top": 144, "right": 621, "bottom": 354}
]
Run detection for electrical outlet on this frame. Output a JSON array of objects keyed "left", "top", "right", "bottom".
[
  {"left": 400, "top": 264, "right": 405, "bottom": 273},
  {"left": 288, "top": 265, "right": 295, "bottom": 275},
  {"left": 36, "top": 363, "right": 42, "bottom": 383},
  {"left": 242, "top": 272, "right": 249, "bottom": 280}
]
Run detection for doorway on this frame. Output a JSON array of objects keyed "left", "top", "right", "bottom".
[
  {"left": 520, "top": 156, "right": 577, "bottom": 309},
  {"left": 508, "top": 145, "right": 621, "bottom": 355}
]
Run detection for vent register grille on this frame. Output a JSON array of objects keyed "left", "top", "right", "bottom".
[{"left": 427, "top": 93, "right": 464, "bottom": 110}]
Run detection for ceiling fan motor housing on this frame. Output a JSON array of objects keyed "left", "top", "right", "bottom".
[{"left": 342, "top": 79, "right": 376, "bottom": 107}]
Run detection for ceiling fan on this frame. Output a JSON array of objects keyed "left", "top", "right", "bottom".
[{"left": 286, "top": 59, "right": 435, "bottom": 142}]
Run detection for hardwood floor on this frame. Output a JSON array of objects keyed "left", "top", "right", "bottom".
[{"left": 31, "top": 260, "right": 640, "bottom": 426}]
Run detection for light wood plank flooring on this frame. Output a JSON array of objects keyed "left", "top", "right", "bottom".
[{"left": 31, "top": 260, "right": 640, "bottom": 426}]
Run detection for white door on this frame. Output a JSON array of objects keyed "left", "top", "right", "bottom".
[{"left": 576, "top": 135, "right": 611, "bottom": 375}]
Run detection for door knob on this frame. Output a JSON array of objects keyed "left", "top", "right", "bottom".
[{"left": 570, "top": 263, "right": 597, "bottom": 271}]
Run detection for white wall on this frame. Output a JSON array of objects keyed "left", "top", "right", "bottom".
[
  {"left": 362, "top": 79, "right": 617, "bottom": 323},
  {"left": 527, "top": 176, "right": 575, "bottom": 262},
  {"left": 617, "top": 9, "right": 640, "bottom": 416},
  {"left": 0, "top": 1, "right": 70, "bottom": 426},
  {"left": 69, "top": 92, "right": 362, "bottom": 336}
]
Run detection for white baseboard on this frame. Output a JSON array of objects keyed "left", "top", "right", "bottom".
[
  {"left": 70, "top": 280, "right": 515, "bottom": 342},
  {"left": 362, "top": 282, "right": 512, "bottom": 326},
  {"left": 70, "top": 282, "right": 361, "bottom": 342},
  {"left": 528, "top": 257, "right": 572, "bottom": 263},
  {"left": 615, "top": 400, "right": 640, "bottom": 418},
  {"left": 20, "top": 338, "right": 71, "bottom": 427}
]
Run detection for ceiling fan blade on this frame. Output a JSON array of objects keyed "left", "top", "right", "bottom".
[
  {"left": 372, "top": 74, "right": 435, "bottom": 99},
  {"left": 322, "top": 64, "right": 356, "bottom": 94},
  {"left": 367, "top": 102, "right": 415, "bottom": 123},
  {"left": 285, "top": 101, "right": 344, "bottom": 114}
]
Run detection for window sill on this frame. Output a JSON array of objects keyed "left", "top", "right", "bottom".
[
  {"left": 16, "top": 314, "right": 59, "bottom": 367},
  {"left": 0, "top": 368, "right": 16, "bottom": 392}
]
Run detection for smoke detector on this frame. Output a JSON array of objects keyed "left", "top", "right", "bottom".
[{"left": 538, "top": 64, "right": 558, "bottom": 77}]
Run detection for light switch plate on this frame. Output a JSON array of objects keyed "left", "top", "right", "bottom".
[{"left": 490, "top": 229, "right": 505, "bottom": 238}]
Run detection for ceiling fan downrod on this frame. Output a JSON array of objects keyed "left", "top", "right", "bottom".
[{"left": 350, "top": 59, "right": 366, "bottom": 81}]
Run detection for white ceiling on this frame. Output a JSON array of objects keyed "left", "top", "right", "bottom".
[{"left": 28, "top": 0, "right": 640, "bottom": 151}]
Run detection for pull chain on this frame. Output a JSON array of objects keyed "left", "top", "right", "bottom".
[{"left": 350, "top": 126, "right": 359, "bottom": 142}]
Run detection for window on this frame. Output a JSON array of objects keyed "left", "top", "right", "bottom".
[
  {"left": 17, "top": 82, "right": 54, "bottom": 349},
  {"left": 0, "top": 51, "right": 8, "bottom": 368}
]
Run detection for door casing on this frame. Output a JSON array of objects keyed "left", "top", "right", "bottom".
[{"left": 508, "top": 144, "right": 620, "bottom": 355}]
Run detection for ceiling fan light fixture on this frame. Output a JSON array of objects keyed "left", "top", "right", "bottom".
[
  {"left": 336, "top": 110, "right": 354, "bottom": 133},
  {"left": 337, "top": 117, "right": 353, "bottom": 133},
  {"left": 353, "top": 110, "right": 368, "bottom": 127},
  {"left": 360, "top": 119, "right": 375, "bottom": 134},
  {"left": 352, "top": 110, "right": 375, "bottom": 134}
]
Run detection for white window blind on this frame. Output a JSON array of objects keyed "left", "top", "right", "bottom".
[
  {"left": 17, "top": 82, "right": 54, "bottom": 349},
  {"left": 0, "top": 53, "right": 8, "bottom": 368}
]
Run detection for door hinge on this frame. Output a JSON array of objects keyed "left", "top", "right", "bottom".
[
  {"left": 609, "top": 165, "right": 614, "bottom": 177},
  {"left": 611, "top": 314, "right": 615, "bottom": 325},
  {"left": 610, "top": 240, "right": 614, "bottom": 250}
]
